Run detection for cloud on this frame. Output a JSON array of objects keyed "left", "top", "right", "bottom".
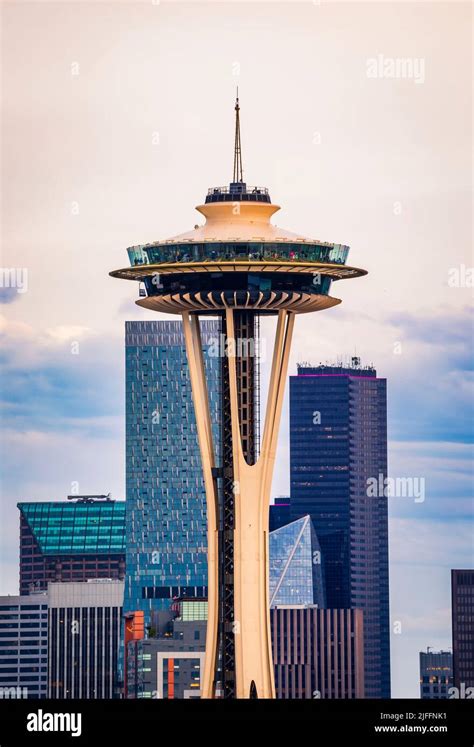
[
  {"left": 284, "top": 306, "right": 474, "bottom": 444},
  {"left": 388, "top": 307, "right": 474, "bottom": 350},
  {"left": 384, "top": 307, "right": 474, "bottom": 442},
  {"left": 0, "top": 315, "right": 124, "bottom": 433},
  {"left": 390, "top": 517, "right": 473, "bottom": 569},
  {"left": 388, "top": 441, "right": 474, "bottom": 520},
  {"left": 0, "top": 287, "right": 20, "bottom": 304},
  {"left": 45, "top": 325, "right": 91, "bottom": 343}
]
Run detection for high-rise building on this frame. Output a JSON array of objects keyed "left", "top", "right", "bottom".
[
  {"left": 0, "top": 593, "right": 48, "bottom": 699},
  {"left": 123, "top": 320, "right": 220, "bottom": 628},
  {"left": 269, "top": 515, "right": 325, "bottom": 608},
  {"left": 269, "top": 497, "right": 291, "bottom": 532},
  {"left": 271, "top": 606, "right": 365, "bottom": 699},
  {"left": 451, "top": 569, "right": 474, "bottom": 691},
  {"left": 48, "top": 580, "right": 123, "bottom": 699},
  {"left": 126, "top": 599, "right": 207, "bottom": 699},
  {"left": 419, "top": 649, "right": 453, "bottom": 699},
  {"left": 18, "top": 497, "right": 125, "bottom": 595},
  {"left": 289, "top": 362, "right": 390, "bottom": 698},
  {"left": 112, "top": 97, "right": 366, "bottom": 698}
]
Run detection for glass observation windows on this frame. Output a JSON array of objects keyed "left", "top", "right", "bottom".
[{"left": 128, "top": 242, "right": 349, "bottom": 267}]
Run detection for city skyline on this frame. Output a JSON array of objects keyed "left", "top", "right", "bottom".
[
  {"left": 2, "top": 491, "right": 354, "bottom": 700},
  {"left": 1, "top": 1, "right": 472, "bottom": 700}
]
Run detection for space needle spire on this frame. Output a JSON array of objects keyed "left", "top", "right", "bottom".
[{"left": 232, "top": 88, "right": 244, "bottom": 184}]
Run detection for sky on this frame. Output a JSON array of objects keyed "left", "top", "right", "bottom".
[{"left": 0, "top": 0, "right": 473, "bottom": 698}]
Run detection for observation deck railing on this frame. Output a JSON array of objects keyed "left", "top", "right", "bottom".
[{"left": 205, "top": 185, "right": 271, "bottom": 203}]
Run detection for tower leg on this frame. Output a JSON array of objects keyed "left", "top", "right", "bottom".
[
  {"left": 181, "top": 312, "right": 219, "bottom": 698},
  {"left": 227, "top": 309, "right": 294, "bottom": 698},
  {"left": 182, "top": 309, "right": 294, "bottom": 698}
]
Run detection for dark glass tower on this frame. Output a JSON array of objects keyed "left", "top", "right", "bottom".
[
  {"left": 269, "top": 497, "right": 291, "bottom": 532},
  {"left": 290, "top": 363, "right": 390, "bottom": 698},
  {"left": 451, "top": 569, "right": 474, "bottom": 691}
]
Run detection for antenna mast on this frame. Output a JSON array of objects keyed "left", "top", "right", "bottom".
[{"left": 232, "top": 88, "right": 244, "bottom": 183}]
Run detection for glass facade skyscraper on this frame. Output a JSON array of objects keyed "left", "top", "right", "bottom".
[
  {"left": 290, "top": 363, "right": 390, "bottom": 698},
  {"left": 124, "top": 320, "right": 220, "bottom": 626},
  {"left": 18, "top": 499, "right": 125, "bottom": 595},
  {"left": 451, "top": 569, "right": 474, "bottom": 691},
  {"left": 269, "top": 515, "right": 325, "bottom": 608}
]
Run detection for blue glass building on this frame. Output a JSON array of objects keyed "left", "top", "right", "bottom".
[
  {"left": 290, "top": 363, "right": 390, "bottom": 698},
  {"left": 124, "top": 320, "right": 220, "bottom": 626},
  {"left": 18, "top": 500, "right": 125, "bottom": 595},
  {"left": 269, "top": 515, "right": 325, "bottom": 608}
]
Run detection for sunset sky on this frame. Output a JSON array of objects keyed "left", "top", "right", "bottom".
[{"left": 1, "top": 1, "right": 472, "bottom": 698}]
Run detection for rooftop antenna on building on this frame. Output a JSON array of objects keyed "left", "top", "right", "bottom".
[
  {"left": 233, "top": 88, "right": 244, "bottom": 184},
  {"left": 66, "top": 493, "right": 112, "bottom": 503}
]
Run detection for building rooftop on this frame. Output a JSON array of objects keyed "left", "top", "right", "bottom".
[
  {"left": 126, "top": 200, "right": 346, "bottom": 248},
  {"left": 296, "top": 359, "right": 377, "bottom": 378}
]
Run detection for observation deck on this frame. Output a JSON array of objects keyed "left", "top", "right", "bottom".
[{"left": 110, "top": 189, "right": 366, "bottom": 315}]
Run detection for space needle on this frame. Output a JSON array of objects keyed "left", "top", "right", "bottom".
[{"left": 111, "top": 94, "right": 366, "bottom": 698}]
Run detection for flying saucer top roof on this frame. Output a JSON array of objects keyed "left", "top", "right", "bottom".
[{"left": 162, "top": 200, "right": 331, "bottom": 244}]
